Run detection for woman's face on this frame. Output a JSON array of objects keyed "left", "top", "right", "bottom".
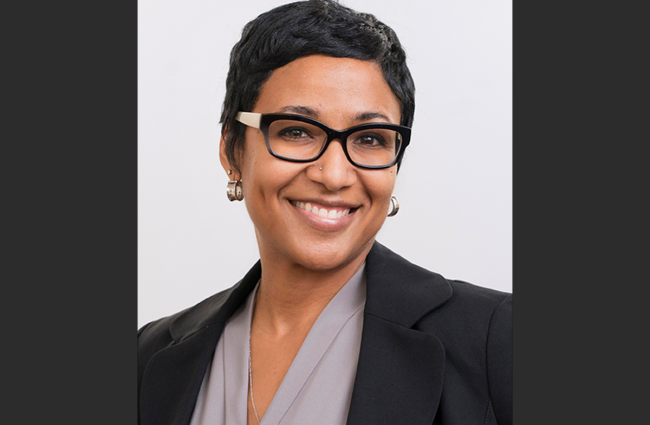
[{"left": 222, "top": 54, "right": 401, "bottom": 271}]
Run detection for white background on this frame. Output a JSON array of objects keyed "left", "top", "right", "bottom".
[{"left": 138, "top": 0, "right": 512, "bottom": 328}]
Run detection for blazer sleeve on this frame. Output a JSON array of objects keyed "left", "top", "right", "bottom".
[{"left": 486, "top": 294, "right": 512, "bottom": 425}]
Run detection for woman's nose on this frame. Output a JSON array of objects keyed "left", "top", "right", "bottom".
[{"left": 308, "top": 139, "right": 357, "bottom": 191}]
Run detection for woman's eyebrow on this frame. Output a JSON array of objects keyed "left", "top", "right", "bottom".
[
  {"left": 354, "top": 111, "right": 391, "bottom": 122},
  {"left": 277, "top": 105, "right": 320, "bottom": 118}
]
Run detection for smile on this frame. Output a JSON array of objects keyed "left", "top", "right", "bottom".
[{"left": 290, "top": 201, "right": 352, "bottom": 219}]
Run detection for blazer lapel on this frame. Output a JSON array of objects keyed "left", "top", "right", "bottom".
[
  {"left": 139, "top": 262, "right": 262, "bottom": 425},
  {"left": 347, "top": 242, "right": 453, "bottom": 425}
]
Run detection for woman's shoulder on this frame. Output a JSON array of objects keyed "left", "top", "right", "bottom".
[
  {"left": 368, "top": 241, "right": 511, "bottom": 337},
  {"left": 137, "top": 308, "right": 189, "bottom": 376},
  {"left": 367, "top": 241, "right": 510, "bottom": 320},
  {"left": 137, "top": 285, "right": 237, "bottom": 352},
  {"left": 138, "top": 262, "right": 262, "bottom": 367},
  {"left": 446, "top": 278, "right": 511, "bottom": 314},
  {"left": 138, "top": 309, "right": 183, "bottom": 348},
  {"left": 415, "top": 277, "right": 511, "bottom": 336}
]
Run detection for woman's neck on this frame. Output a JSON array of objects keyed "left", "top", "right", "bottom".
[{"left": 252, "top": 247, "right": 368, "bottom": 337}]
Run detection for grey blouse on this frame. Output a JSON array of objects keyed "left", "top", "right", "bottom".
[{"left": 189, "top": 264, "right": 367, "bottom": 425}]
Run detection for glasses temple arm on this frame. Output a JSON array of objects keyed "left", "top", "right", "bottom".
[{"left": 235, "top": 112, "right": 262, "bottom": 129}]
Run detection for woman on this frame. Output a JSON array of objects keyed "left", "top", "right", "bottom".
[{"left": 138, "top": 1, "right": 512, "bottom": 424}]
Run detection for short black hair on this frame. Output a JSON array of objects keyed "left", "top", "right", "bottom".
[{"left": 221, "top": 0, "right": 415, "bottom": 173}]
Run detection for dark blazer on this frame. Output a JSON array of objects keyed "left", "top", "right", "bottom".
[{"left": 138, "top": 242, "right": 512, "bottom": 425}]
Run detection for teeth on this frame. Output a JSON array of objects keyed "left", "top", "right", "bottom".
[{"left": 291, "top": 201, "right": 351, "bottom": 219}]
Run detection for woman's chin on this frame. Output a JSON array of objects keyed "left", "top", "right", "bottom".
[{"left": 286, "top": 240, "right": 372, "bottom": 273}]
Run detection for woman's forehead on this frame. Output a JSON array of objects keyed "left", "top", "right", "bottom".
[{"left": 254, "top": 55, "right": 401, "bottom": 125}]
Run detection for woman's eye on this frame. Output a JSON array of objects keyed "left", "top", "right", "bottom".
[
  {"left": 356, "top": 134, "right": 386, "bottom": 147},
  {"left": 278, "top": 127, "right": 310, "bottom": 139}
]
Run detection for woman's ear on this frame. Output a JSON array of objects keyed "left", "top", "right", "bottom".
[{"left": 219, "top": 135, "right": 239, "bottom": 180}]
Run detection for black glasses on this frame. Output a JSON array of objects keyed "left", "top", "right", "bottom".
[{"left": 236, "top": 112, "right": 411, "bottom": 169}]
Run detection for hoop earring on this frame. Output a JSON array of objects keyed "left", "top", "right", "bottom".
[
  {"left": 387, "top": 196, "right": 399, "bottom": 217},
  {"left": 226, "top": 172, "right": 244, "bottom": 201}
]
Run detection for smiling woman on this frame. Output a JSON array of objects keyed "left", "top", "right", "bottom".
[
  {"left": 138, "top": 1, "right": 511, "bottom": 425},
  {"left": 231, "top": 55, "right": 400, "bottom": 273}
]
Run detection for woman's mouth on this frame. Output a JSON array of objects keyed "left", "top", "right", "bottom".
[{"left": 290, "top": 201, "right": 353, "bottom": 219}]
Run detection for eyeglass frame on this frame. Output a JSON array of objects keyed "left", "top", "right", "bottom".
[{"left": 235, "top": 111, "right": 411, "bottom": 169}]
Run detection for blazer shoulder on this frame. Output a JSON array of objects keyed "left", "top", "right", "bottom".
[
  {"left": 446, "top": 279, "right": 511, "bottom": 319},
  {"left": 137, "top": 283, "right": 236, "bottom": 362},
  {"left": 430, "top": 279, "right": 511, "bottom": 337},
  {"left": 137, "top": 265, "right": 261, "bottom": 391},
  {"left": 448, "top": 279, "right": 511, "bottom": 305},
  {"left": 136, "top": 287, "right": 231, "bottom": 378},
  {"left": 415, "top": 277, "right": 511, "bottom": 355},
  {"left": 138, "top": 310, "right": 182, "bottom": 355},
  {"left": 137, "top": 309, "right": 188, "bottom": 387}
]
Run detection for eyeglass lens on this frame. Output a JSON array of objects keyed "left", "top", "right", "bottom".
[{"left": 267, "top": 119, "right": 402, "bottom": 167}]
